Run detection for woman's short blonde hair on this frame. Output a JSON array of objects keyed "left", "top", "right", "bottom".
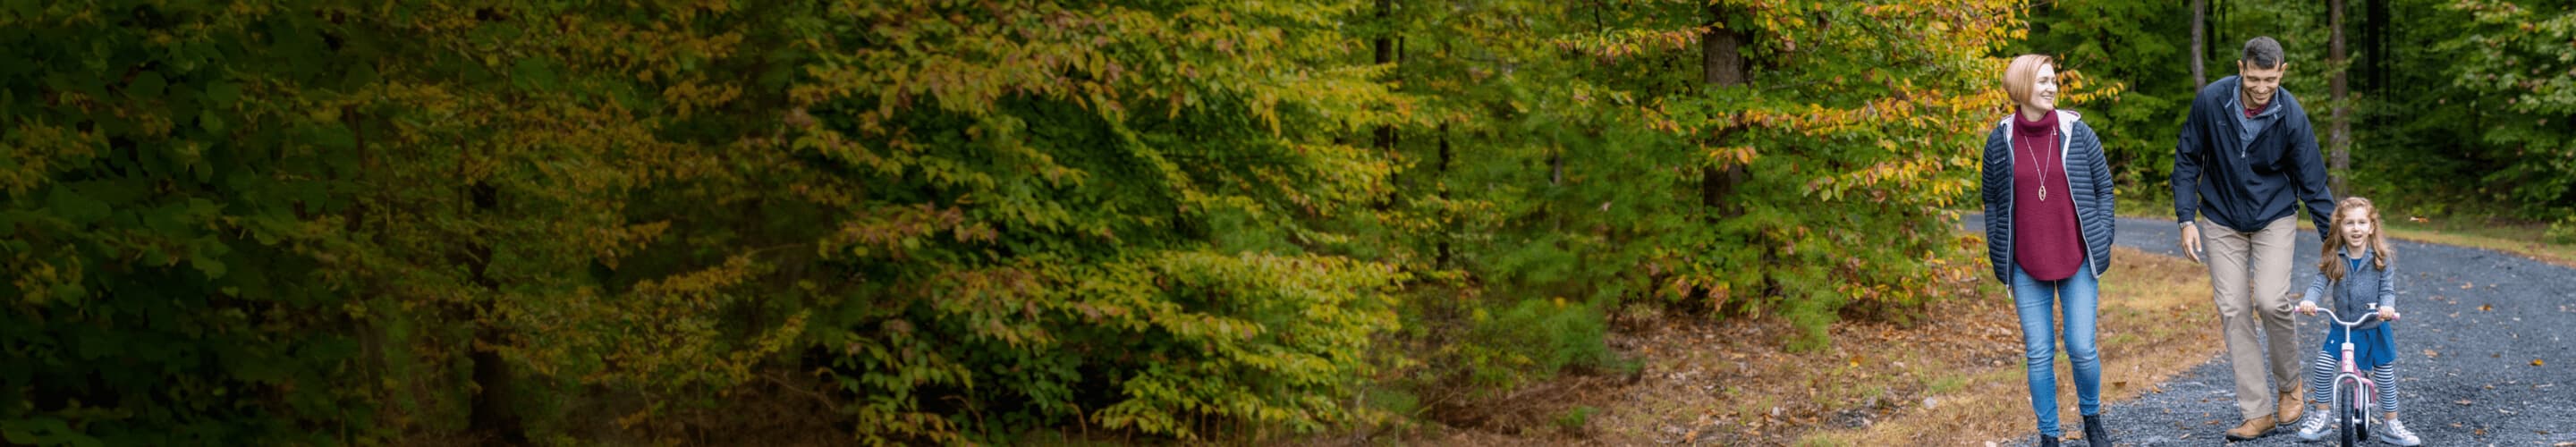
[{"left": 2002, "top": 54, "right": 2055, "bottom": 106}]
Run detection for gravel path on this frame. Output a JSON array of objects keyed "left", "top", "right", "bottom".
[{"left": 1966, "top": 215, "right": 2576, "bottom": 445}]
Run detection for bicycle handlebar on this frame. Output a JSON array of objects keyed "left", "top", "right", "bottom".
[{"left": 2310, "top": 307, "right": 2385, "bottom": 328}]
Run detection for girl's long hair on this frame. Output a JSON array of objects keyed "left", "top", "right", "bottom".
[{"left": 2319, "top": 197, "right": 2393, "bottom": 283}]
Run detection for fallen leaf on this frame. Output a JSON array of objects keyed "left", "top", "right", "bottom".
[
  {"left": 2462, "top": 282, "right": 2474, "bottom": 289},
  {"left": 2477, "top": 427, "right": 2487, "bottom": 435},
  {"left": 2424, "top": 350, "right": 2441, "bottom": 358},
  {"left": 2537, "top": 359, "right": 2547, "bottom": 367},
  {"left": 2481, "top": 303, "right": 2495, "bottom": 311},
  {"left": 2455, "top": 400, "right": 2473, "bottom": 406}
]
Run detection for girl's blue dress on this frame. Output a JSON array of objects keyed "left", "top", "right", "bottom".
[{"left": 2319, "top": 256, "right": 2395, "bottom": 367}]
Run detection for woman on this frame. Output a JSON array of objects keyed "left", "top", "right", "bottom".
[{"left": 1980, "top": 54, "right": 2117, "bottom": 447}]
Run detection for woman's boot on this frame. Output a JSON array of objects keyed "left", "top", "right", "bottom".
[{"left": 2082, "top": 414, "right": 2110, "bottom": 446}]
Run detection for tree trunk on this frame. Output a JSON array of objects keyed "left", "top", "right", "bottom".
[
  {"left": 464, "top": 181, "right": 528, "bottom": 445},
  {"left": 1372, "top": 0, "right": 1399, "bottom": 208},
  {"left": 2213, "top": 0, "right": 2226, "bottom": 70},
  {"left": 468, "top": 326, "right": 525, "bottom": 445},
  {"left": 1699, "top": 6, "right": 1748, "bottom": 215},
  {"left": 1436, "top": 123, "right": 1451, "bottom": 268},
  {"left": 2367, "top": 0, "right": 2391, "bottom": 95},
  {"left": 1700, "top": 5, "right": 1767, "bottom": 308},
  {"left": 2329, "top": 0, "right": 2351, "bottom": 194},
  {"left": 2191, "top": 0, "right": 2207, "bottom": 88}
]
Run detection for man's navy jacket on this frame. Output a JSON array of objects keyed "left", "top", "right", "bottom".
[{"left": 2173, "top": 75, "right": 2337, "bottom": 240}]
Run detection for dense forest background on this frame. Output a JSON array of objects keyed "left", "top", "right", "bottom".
[{"left": 4, "top": 0, "right": 2572, "bottom": 444}]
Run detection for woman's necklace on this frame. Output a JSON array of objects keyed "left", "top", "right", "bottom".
[{"left": 2020, "top": 123, "right": 2058, "bottom": 201}]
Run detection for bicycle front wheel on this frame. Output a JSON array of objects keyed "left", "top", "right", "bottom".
[{"left": 2337, "top": 376, "right": 2362, "bottom": 447}]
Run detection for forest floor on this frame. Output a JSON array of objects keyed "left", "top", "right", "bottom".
[
  {"left": 1395, "top": 246, "right": 2219, "bottom": 446},
  {"left": 1389, "top": 212, "right": 2576, "bottom": 446}
]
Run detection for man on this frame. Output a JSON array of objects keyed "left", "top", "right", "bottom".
[{"left": 2173, "top": 36, "right": 2339, "bottom": 441}]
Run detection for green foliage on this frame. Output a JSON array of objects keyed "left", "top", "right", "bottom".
[
  {"left": 0, "top": 0, "right": 2292, "bottom": 443},
  {"left": 1364, "top": 387, "right": 1422, "bottom": 420},
  {"left": 1641, "top": 1, "right": 2009, "bottom": 348},
  {"left": 2332, "top": 0, "right": 2481, "bottom": 212},
  {"left": 2034, "top": 0, "right": 2576, "bottom": 223},
  {"left": 2444, "top": 0, "right": 2576, "bottom": 217},
  {"left": 793, "top": 0, "right": 1419, "bottom": 441},
  {"left": 2, "top": 2, "right": 397, "bottom": 443},
  {"left": 1477, "top": 299, "right": 1619, "bottom": 383},
  {"left": 1552, "top": 405, "right": 1599, "bottom": 433},
  {"left": 2549, "top": 215, "right": 2576, "bottom": 244},
  {"left": 1367, "top": 0, "right": 2007, "bottom": 363},
  {"left": 2021, "top": 1, "right": 2187, "bottom": 199},
  {"left": 9, "top": 0, "right": 1417, "bottom": 443}
]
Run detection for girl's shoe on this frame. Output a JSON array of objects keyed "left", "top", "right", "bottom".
[
  {"left": 2293, "top": 409, "right": 2332, "bottom": 441},
  {"left": 2374, "top": 417, "right": 2420, "bottom": 446}
]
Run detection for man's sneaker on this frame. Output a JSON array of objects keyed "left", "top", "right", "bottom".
[
  {"left": 2293, "top": 409, "right": 2333, "bottom": 441},
  {"left": 2375, "top": 417, "right": 2421, "bottom": 446}
]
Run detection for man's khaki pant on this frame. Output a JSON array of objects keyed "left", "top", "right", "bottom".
[{"left": 2204, "top": 216, "right": 2303, "bottom": 421}]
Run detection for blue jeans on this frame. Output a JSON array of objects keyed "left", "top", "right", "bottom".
[{"left": 2011, "top": 257, "right": 2100, "bottom": 437}]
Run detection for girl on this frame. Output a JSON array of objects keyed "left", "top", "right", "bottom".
[
  {"left": 1979, "top": 54, "right": 2117, "bottom": 447},
  {"left": 2292, "top": 197, "right": 2420, "bottom": 445}
]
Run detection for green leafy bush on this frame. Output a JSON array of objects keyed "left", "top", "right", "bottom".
[
  {"left": 1480, "top": 299, "right": 1620, "bottom": 379},
  {"left": 2547, "top": 216, "right": 2576, "bottom": 245}
]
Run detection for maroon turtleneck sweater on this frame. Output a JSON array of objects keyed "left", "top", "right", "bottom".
[{"left": 2011, "top": 110, "right": 2085, "bottom": 281}]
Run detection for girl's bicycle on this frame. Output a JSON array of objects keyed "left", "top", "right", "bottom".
[{"left": 2308, "top": 306, "right": 2385, "bottom": 447}]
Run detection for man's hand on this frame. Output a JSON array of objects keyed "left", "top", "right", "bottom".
[{"left": 2181, "top": 223, "right": 2203, "bottom": 262}]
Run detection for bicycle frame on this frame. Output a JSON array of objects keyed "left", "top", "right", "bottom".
[{"left": 2313, "top": 306, "right": 2385, "bottom": 445}]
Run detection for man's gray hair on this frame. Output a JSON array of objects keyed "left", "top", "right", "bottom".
[{"left": 2241, "top": 37, "right": 2284, "bottom": 69}]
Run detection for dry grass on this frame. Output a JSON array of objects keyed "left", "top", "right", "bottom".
[
  {"left": 2282, "top": 217, "right": 2576, "bottom": 268},
  {"left": 1414, "top": 246, "right": 2223, "bottom": 446},
  {"left": 2122, "top": 197, "right": 2576, "bottom": 269},
  {"left": 2376, "top": 223, "right": 2576, "bottom": 269},
  {"left": 1794, "top": 246, "right": 2219, "bottom": 445}
]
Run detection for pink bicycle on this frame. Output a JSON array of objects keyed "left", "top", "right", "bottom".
[{"left": 2309, "top": 305, "right": 2385, "bottom": 447}]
